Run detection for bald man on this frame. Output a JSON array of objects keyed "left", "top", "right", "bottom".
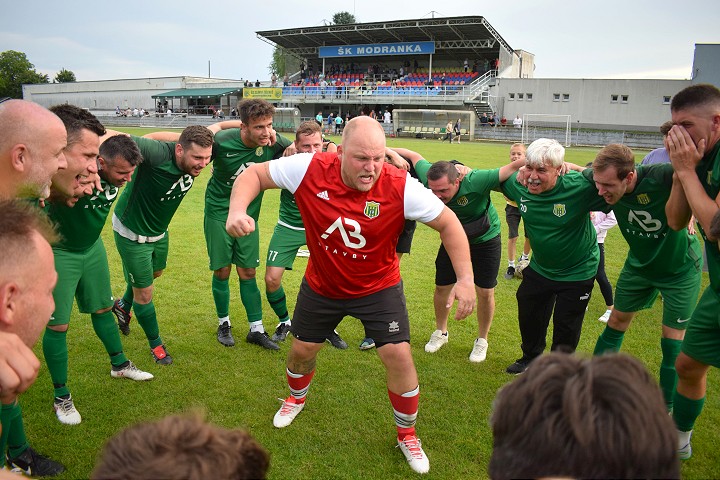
[
  {"left": 226, "top": 116, "right": 476, "bottom": 474},
  {"left": 0, "top": 200, "right": 65, "bottom": 477},
  {"left": 0, "top": 99, "right": 67, "bottom": 200}
]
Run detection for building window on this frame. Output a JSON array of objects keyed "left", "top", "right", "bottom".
[
  {"left": 562, "top": 93, "right": 570, "bottom": 102},
  {"left": 526, "top": 93, "right": 533, "bottom": 101},
  {"left": 663, "top": 95, "right": 671, "bottom": 104},
  {"left": 621, "top": 95, "right": 629, "bottom": 103},
  {"left": 553, "top": 93, "right": 560, "bottom": 102},
  {"left": 611, "top": 94, "right": 619, "bottom": 103},
  {"left": 509, "top": 93, "right": 515, "bottom": 100},
  {"left": 518, "top": 93, "right": 524, "bottom": 100}
]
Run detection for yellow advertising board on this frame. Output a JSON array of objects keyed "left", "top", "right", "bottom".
[{"left": 242, "top": 88, "right": 282, "bottom": 100}]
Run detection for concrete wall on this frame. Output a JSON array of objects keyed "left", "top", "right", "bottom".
[
  {"left": 22, "top": 76, "right": 240, "bottom": 112},
  {"left": 490, "top": 78, "right": 690, "bottom": 130},
  {"left": 692, "top": 43, "right": 720, "bottom": 87}
]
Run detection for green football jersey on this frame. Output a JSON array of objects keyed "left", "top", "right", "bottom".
[
  {"left": 114, "top": 136, "right": 194, "bottom": 237},
  {"left": 696, "top": 142, "right": 720, "bottom": 293},
  {"left": 502, "top": 171, "right": 606, "bottom": 281},
  {"left": 584, "top": 163, "right": 702, "bottom": 276},
  {"left": 205, "top": 128, "right": 291, "bottom": 221},
  {"left": 277, "top": 188, "right": 304, "bottom": 228},
  {"left": 46, "top": 178, "right": 119, "bottom": 252},
  {"left": 414, "top": 159, "right": 501, "bottom": 244}
]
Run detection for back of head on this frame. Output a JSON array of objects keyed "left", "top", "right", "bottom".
[
  {"left": 0, "top": 100, "right": 61, "bottom": 154},
  {"left": 659, "top": 120, "right": 674, "bottom": 137},
  {"left": 525, "top": 138, "right": 564, "bottom": 168},
  {"left": 489, "top": 352, "right": 679, "bottom": 480},
  {"left": 49, "top": 104, "right": 105, "bottom": 145},
  {"left": 237, "top": 99, "right": 275, "bottom": 124},
  {"left": 427, "top": 160, "right": 458, "bottom": 183},
  {"left": 295, "top": 120, "right": 322, "bottom": 142},
  {"left": 670, "top": 83, "right": 720, "bottom": 112},
  {"left": 99, "top": 135, "right": 143, "bottom": 166},
  {"left": 593, "top": 143, "right": 635, "bottom": 180},
  {"left": 0, "top": 199, "right": 58, "bottom": 279},
  {"left": 91, "top": 414, "right": 269, "bottom": 480},
  {"left": 178, "top": 125, "right": 214, "bottom": 150}
]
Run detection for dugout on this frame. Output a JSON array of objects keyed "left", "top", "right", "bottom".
[
  {"left": 393, "top": 109, "right": 475, "bottom": 140},
  {"left": 151, "top": 87, "right": 242, "bottom": 116},
  {"left": 272, "top": 107, "right": 302, "bottom": 132}
]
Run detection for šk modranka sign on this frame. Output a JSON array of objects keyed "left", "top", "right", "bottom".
[{"left": 319, "top": 42, "right": 435, "bottom": 58}]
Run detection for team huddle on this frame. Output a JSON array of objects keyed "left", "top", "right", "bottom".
[{"left": 0, "top": 83, "right": 719, "bottom": 478}]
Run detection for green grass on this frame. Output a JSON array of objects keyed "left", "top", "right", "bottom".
[{"left": 21, "top": 129, "right": 720, "bottom": 479}]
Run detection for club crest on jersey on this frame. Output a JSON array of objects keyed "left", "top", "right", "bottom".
[
  {"left": 456, "top": 196, "right": 469, "bottom": 206},
  {"left": 364, "top": 201, "right": 380, "bottom": 219},
  {"left": 553, "top": 203, "right": 566, "bottom": 217},
  {"left": 255, "top": 146, "right": 264, "bottom": 156},
  {"left": 636, "top": 193, "right": 650, "bottom": 205}
]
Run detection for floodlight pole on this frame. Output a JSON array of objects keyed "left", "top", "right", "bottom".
[{"left": 208, "top": 60, "right": 211, "bottom": 78}]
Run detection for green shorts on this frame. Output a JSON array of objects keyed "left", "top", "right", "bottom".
[
  {"left": 681, "top": 287, "right": 720, "bottom": 368},
  {"left": 113, "top": 231, "right": 169, "bottom": 289},
  {"left": 204, "top": 215, "right": 259, "bottom": 270},
  {"left": 266, "top": 223, "right": 306, "bottom": 270},
  {"left": 614, "top": 262, "right": 701, "bottom": 330},
  {"left": 50, "top": 239, "right": 114, "bottom": 326}
]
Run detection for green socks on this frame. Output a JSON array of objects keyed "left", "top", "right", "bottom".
[
  {"left": 42, "top": 328, "right": 70, "bottom": 398},
  {"left": 133, "top": 301, "right": 163, "bottom": 349},
  {"left": 212, "top": 276, "right": 230, "bottom": 319},
  {"left": 660, "top": 337, "right": 682, "bottom": 410},
  {"left": 91, "top": 311, "right": 128, "bottom": 367},
  {"left": 267, "top": 286, "right": 290, "bottom": 322},
  {"left": 120, "top": 284, "right": 134, "bottom": 308},
  {"left": 673, "top": 392, "right": 705, "bottom": 432},
  {"left": 593, "top": 325, "right": 625, "bottom": 355},
  {"left": 3, "top": 402, "right": 29, "bottom": 458},
  {"left": 240, "top": 278, "right": 263, "bottom": 323}
]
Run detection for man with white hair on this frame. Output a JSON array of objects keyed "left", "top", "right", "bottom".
[{"left": 500, "top": 138, "right": 607, "bottom": 374}]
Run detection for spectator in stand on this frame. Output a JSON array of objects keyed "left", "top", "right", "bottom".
[
  {"left": 383, "top": 110, "right": 391, "bottom": 124},
  {"left": 480, "top": 113, "right": 489, "bottom": 127},
  {"left": 255, "top": 80, "right": 260, "bottom": 87},
  {"left": 488, "top": 115, "right": 496, "bottom": 127},
  {"left": 463, "top": 58, "right": 469, "bottom": 72},
  {"left": 492, "top": 113, "right": 500, "bottom": 127},
  {"left": 500, "top": 115, "right": 507, "bottom": 127},
  {"left": 513, "top": 115, "right": 523, "bottom": 129},
  {"left": 271, "top": 73, "right": 277, "bottom": 87}
]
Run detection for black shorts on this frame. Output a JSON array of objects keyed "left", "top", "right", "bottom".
[
  {"left": 396, "top": 220, "right": 417, "bottom": 254},
  {"left": 435, "top": 234, "right": 501, "bottom": 289},
  {"left": 505, "top": 204, "right": 522, "bottom": 239},
  {"left": 291, "top": 279, "right": 410, "bottom": 347}
]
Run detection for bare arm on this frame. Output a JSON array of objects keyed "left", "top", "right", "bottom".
[
  {"left": 226, "top": 163, "right": 279, "bottom": 237},
  {"left": 389, "top": 147, "right": 424, "bottom": 168},
  {"left": 498, "top": 158, "right": 527, "bottom": 182},
  {"left": 666, "top": 125, "right": 719, "bottom": 239},
  {"left": 666, "top": 173, "right": 694, "bottom": 231},
  {"left": 424, "top": 207, "right": 476, "bottom": 319},
  {"left": 143, "top": 131, "right": 180, "bottom": 141},
  {"left": 208, "top": 120, "right": 242, "bottom": 135},
  {"left": 98, "top": 128, "right": 129, "bottom": 144}
]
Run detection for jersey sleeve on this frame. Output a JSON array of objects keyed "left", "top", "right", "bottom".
[
  {"left": 500, "top": 171, "right": 520, "bottom": 201},
  {"left": 404, "top": 174, "right": 444, "bottom": 222},
  {"left": 465, "top": 168, "right": 501, "bottom": 194},
  {"left": 131, "top": 136, "right": 172, "bottom": 167},
  {"left": 413, "top": 159, "right": 432, "bottom": 186},
  {"left": 268, "top": 153, "right": 314, "bottom": 193}
]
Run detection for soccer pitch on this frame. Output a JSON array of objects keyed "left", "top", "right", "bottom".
[{"left": 20, "top": 130, "right": 719, "bottom": 479}]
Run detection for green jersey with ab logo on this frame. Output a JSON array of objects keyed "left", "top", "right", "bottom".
[
  {"left": 414, "top": 159, "right": 501, "bottom": 244},
  {"left": 502, "top": 171, "right": 607, "bottom": 281},
  {"left": 205, "top": 128, "right": 291, "bottom": 221},
  {"left": 114, "top": 136, "right": 193, "bottom": 237},
  {"left": 583, "top": 163, "right": 702, "bottom": 276},
  {"left": 696, "top": 142, "right": 720, "bottom": 293},
  {"left": 47, "top": 178, "right": 119, "bottom": 252}
]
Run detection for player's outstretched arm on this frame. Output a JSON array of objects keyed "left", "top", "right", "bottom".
[
  {"left": 207, "top": 120, "right": 242, "bottom": 134},
  {"left": 143, "top": 131, "right": 180, "bottom": 141},
  {"left": 498, "top": 158, "right": 527, "bottom": 182},
  {"left": 226, "top": 163, "right": 279, "bottom": 237},
  {"left": 424, "top": 207, "right": 476, "bottom": 319},
  {"left": 0, "top": 332, "right": 41, "bottom": 404},
  {"left": 389, "top": 147, "right": 423, "bottom": 168}
]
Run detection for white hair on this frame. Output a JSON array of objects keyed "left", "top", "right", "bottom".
[{"left": 525, "top": 138, "right": 565, "bottom": 168}]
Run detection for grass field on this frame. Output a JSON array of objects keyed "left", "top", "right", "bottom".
[{"left": 20, "top": 128, "right": 720, "bottom": 479}]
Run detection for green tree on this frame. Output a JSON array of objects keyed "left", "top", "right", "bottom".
[
  {"left": 268, "top": 46, "right": 300, "bottom": 78},
  {"left": 54, "top": 68, "right": 76, "bottom": 83},
  {"left": 332, "top": 11, "right": 356, "bottom": 25},
  {"left": 0, "top": 50, "right": 49, "bottom": 99}
]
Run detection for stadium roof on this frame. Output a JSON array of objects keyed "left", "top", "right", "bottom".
[
  {"left": 256, "top": 16, "right": 513, "bottom": 60},
  {"left": 151, "top": 88, "right": 241, "bottom": 99}
]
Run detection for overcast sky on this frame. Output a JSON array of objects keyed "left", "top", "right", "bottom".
[{"left": 1, "top": 0, "right": 716, "bottom": 83}]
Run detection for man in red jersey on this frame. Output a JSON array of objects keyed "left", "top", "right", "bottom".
[{"left": 226, "top": 116, "right": 475, "bottom": 475}]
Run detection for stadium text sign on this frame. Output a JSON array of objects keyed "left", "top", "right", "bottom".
[
  {"left": 242, "top": 88, "right": 282, "bottom": 100},
  {"left": 319, "top": 42, "right": 435, "bottom": 58}
]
